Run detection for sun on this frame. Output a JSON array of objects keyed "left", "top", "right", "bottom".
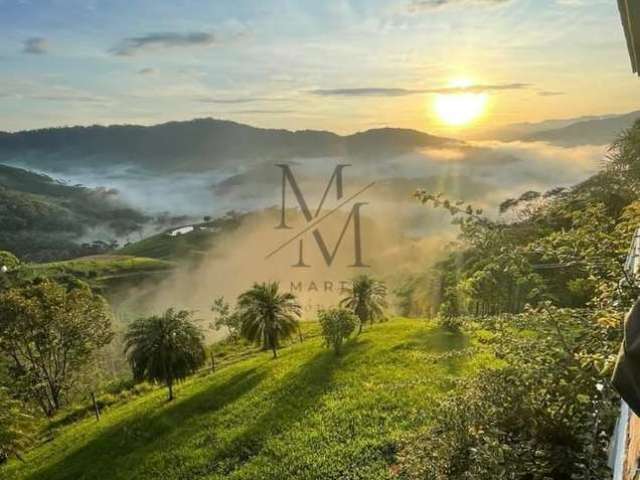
[{"left": 434, "top": 78, "right": 488, "bottom": 127}]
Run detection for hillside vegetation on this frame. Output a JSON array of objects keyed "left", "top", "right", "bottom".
[
  {"left": 0, "top": 119, "right": 458, "bottom": 173},
  {"left": 1, "top": 319, "right": 494, "bottom": 480},
  {"left": 118, "top": 212, "right": 244, "bottom": 261},
  {"left": 0, "top": 164, "right": 147, "bottom": 261}
]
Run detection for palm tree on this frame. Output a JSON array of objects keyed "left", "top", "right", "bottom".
[
  {"left": 340, "top": 275, "right": 388, "bottom": 334},
  {"left": 124, "top": 308, "right": 206, "bottom": 401},
  {"left": 237, "top": 282, "right": 301, "bottom": 358}
]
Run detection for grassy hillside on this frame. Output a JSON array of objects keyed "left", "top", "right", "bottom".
[
  {"left": 24, "top": 254, "right": 175, "bottom": 302},
  {"left": 2, "top": 319, "right": 496, "bottom": 480},
  {"left": 117, "top": 212, "right": 243, "bottom": 261}
]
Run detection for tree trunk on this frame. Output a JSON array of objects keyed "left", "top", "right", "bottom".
[
  {"left": 168, "top": 380, "right": 174, "bottom": 401},
  {"left": 210, "top": 351, "right": 216, "bottom": 372},
  {"left": 358, "top": 321, "right": 363, "bottom": 335},
  {"left": 272, "top": 346, "right": 277, "bottom": 358},
  {"left": 91, "top": 392, "right": 100, "bottom": 421}
]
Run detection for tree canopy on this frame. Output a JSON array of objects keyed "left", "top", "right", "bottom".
[
  {"left": 237, "top": 282, "right": 301, "bottom": 358},
  {"left": 0, "top": 279, "right": 113, "bottom": 416},
  {"left": 124, "top": 308, "right": 206, "bottom": 401}
]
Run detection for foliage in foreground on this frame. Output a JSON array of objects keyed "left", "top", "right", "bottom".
[
  {"left": 399, "top": 305, "right": 619, "bottom": 480},
  {"left": 398, "top": 121, "right": 640, "bottom": 478},
  {"left": 318, "top": 307, "right": 357, "bottom": 355},
  {"left": 124, "top": 308, "right": 206, "bottom": 400}
]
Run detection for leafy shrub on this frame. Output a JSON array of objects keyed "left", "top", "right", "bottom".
[
  {"left": 437, "top": 313, "right": 466, "bottom": 332},
  {"left": 318, "top": 307, "right": 357, "bottom": 355},
  {"left": 399, "top": 306, "right": 619, "bottom": 480}
]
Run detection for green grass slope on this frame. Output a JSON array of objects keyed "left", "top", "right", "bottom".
[
  {"left": 29, "top": 254, "right": 174, "bottom": 286},
  {"left": 3, "top": 319, "right": 495, "bottom": 480},
  {"left": 118, "top": 229, "right": 216, "bottom": 261},
  {"left": 118, "top": 213, "right": 244, "bottom": 261},
  {"left": 24, "top": 255, "right": 175, "bottom": 307}
]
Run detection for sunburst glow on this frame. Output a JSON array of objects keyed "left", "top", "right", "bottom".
[{"left": 434, "top": 79, "right": 488, "bottom": 126}]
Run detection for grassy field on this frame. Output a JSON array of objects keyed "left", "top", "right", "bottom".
[
  {"left": 30, "top": 255, "right": 174, "bottom": 276},
  {"left": 26, "top": 254, "right": 175, "bottom": 296},
  {"left": 118, "top": 214, "right": 243, "bottom": 261},
  {"left": 2, "top": 318, "right": 496, "bottom": 480}
]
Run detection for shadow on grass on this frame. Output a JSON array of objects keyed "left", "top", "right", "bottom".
[
  {"left": 169, "top": 339, "right": 371, "bottom": 477},
  {"left": 27, "top": 368, "right": 266, "bottom": 480},
  {"left": 392, "top": 327, "right": 469, "bottom": 353},
  {"left": 25, "top": 340, "right": 369, "bottom": 480},
  {"left": 391, "top": 327, "right": 471, "bottom": 378}
]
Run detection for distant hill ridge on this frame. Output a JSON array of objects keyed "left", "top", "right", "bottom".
[
  {"left": 522, "top": 110, "right": 640, "bottom": 146},
  {"left": 0, "top": 118, "right": 460, "bottom": 173}
]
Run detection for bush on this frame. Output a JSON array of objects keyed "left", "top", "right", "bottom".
[
  {"left": 398, "top": 306, "right": 619, "bottom": 480},
  {"left": 318, "top": 308, "right": 357, "bottom": 355},
  {"left": 437, "top": 314, "right": 466, "bottom": 332}
]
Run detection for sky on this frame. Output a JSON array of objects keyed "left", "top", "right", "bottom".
[{"left": 0, "top": 0, "right": 638, "bottom": 136}]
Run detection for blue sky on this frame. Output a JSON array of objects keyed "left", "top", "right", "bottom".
[{"left": 0, "top": 0, "right": 637, "bottom": 135}]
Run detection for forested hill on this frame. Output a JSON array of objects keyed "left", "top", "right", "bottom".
[
  {"left": 0, "top": 164, "right": 146, "bottom": 261},
  {"left": 0, "top": 119, "right": 459, "bottom": 173}
]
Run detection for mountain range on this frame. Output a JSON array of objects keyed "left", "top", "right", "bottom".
[
  {"left": 0, "top": 111, "right": 638, "bottom": 175},
  {"left": 0, "top": 119, "right": 459, "bottom": 173},
  {"left": 520, "top": 110, "right": 640, "bottom": 146}
]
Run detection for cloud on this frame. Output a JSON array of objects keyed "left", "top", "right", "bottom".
[
  {"left": 137, "top": 67, "right": 157, "bottom": 75},
  {"left": 30, "top": 87, "right": 107, "bottom": 103},
  {"left": 538, "top": 91, "right": 565, "bottom": 97},
  {"left": 408, "top": 0, "right": 510, "bottom": 11},
  {"left": 311, "top": 88, "right": 417, "bottom": 97},
  {"left": 430, "top": 83, "right": 529, "bottom": 94},
  {"left": 110, "top": 32, "right": 216, "bottom": 56},
  {"left": 226, "top": 109, "right": 297, "bottom": 114},
  {"left": 197, "top": 97, "right": 287, "bottom": 104},
  {"left": 310, "top": 83, "right": 529, "bottom": 97},
  {"left": 22, "top": 37, "right": 48, "bottom": 55}
]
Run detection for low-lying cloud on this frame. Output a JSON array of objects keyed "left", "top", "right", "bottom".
[{"left": 18, "top": 137, "right": 606, "bottom": 319}]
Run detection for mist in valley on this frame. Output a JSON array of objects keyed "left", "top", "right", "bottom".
[{"left": 42, "top": 138, "right": 605, "bottom": 330}]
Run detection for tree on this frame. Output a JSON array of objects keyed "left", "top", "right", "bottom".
[
  {"left": 237, "top": 282, "right": 301, "bottom": 358},
  {"left": 0, "top": 280, "right": 113, "bottom": 417},
  {"left": 211, "top": 296, "right": 242, "bottom": 341},
  {"left": 340, "top": 275, "right": 387, "bottom": 334},
  {"left": 124, "top": 308, "right": 206, "bottom": 401},
  {"left": 318, "top": 308, "right": 357, "bottom": 355}
]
